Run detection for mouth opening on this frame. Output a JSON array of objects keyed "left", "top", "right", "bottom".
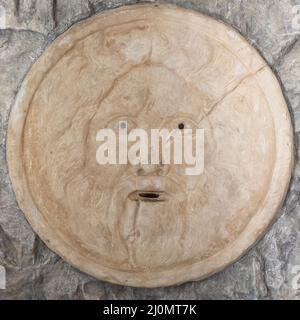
[
  {"left": 129, "top": 191, "right": 168, "bottom": 202},
  {"left": 139, "top": 192, "right": 160, "bottom": 199}
]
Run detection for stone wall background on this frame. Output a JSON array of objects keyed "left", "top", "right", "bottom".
[{"left": 0, "top": 0, "right": 300, "bottom": 300}]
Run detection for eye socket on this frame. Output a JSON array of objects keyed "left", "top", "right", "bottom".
[
  {"left": 162, "top": 117, "right": 198, "bottom": 136},
  {"left": 178, "top": 123, "right": 185, "bottom": 130},
  {"left": 119, "top": 121, "right": 127, "bottom": 129},
  {"left": 105, "top": 116, "right": 137, "bottom": 131},
  {"left": 163, "top": 117, "right": 197, "bottom": 131}
]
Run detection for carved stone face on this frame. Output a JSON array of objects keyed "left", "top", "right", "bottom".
[
  {"left": 8, "top": 5, "right": 293, "bottom": 287},
  {"left": 60, "top": 63, "right": 210, "bottom": 270}
]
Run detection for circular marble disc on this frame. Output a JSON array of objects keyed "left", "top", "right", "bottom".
[{"left": 7, "top": 4, "right": 293, "bottom": 287}]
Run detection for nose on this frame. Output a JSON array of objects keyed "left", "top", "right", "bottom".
[{"left": 133, "top": 163, "right": 169, "bottom": 176}]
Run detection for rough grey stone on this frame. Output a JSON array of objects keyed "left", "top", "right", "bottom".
[
  {"left": 0, "top": 0, "right": 56, "bottom": 34},
  {"left": 0, "top": 29, "right": 47, "bottom": 273},
  {"left": 0, "top": 0, "right": 300, "bottom": 300}
]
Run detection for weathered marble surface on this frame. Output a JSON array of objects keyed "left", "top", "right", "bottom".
[{"left": 0, "top": 0, "right": 300, "bottom": 299}]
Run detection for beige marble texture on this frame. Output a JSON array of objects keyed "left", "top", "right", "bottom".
[{"left": 6, "top": 4, "right": 294, "bottom": 288}]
